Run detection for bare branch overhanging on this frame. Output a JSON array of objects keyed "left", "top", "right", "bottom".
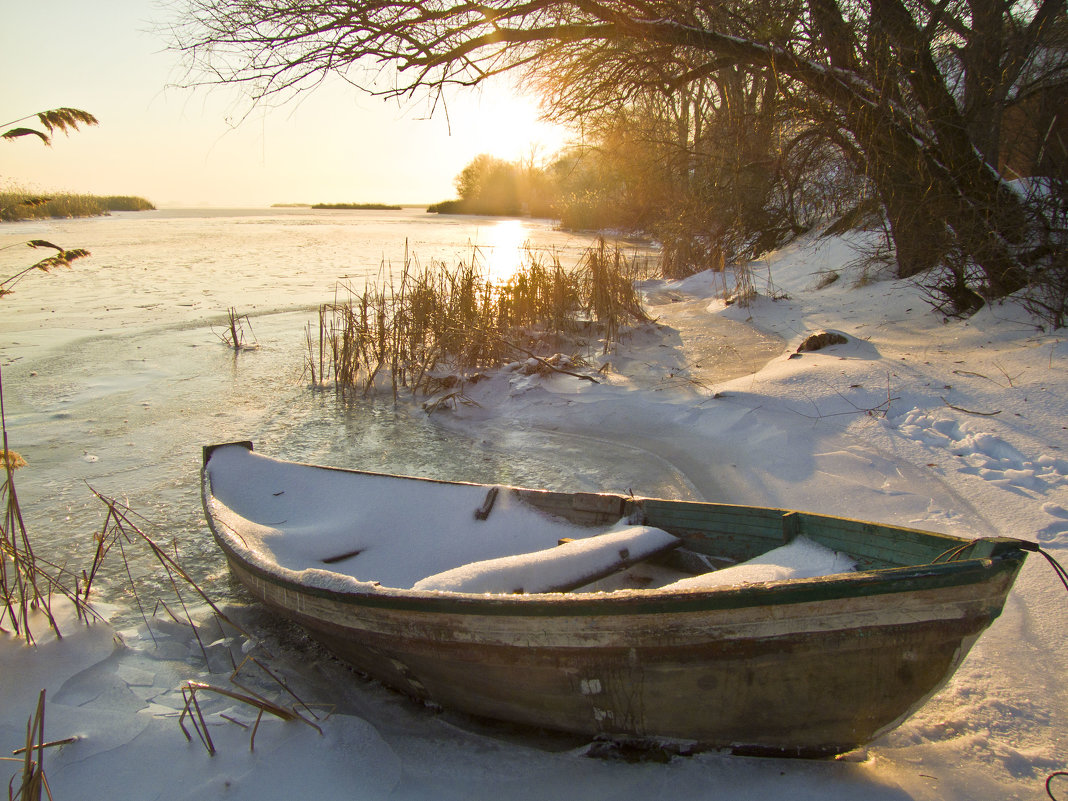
[{"left": 172, "top": 0, "right": 1067, "bottom": 311}]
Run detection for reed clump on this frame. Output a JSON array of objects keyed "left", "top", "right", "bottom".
[
  {"left": 214, "top": 307, "right": 258, "bottom": 351},
  {"left": 0, "top": 191, "right": 154, "bottom": 221},
  {"left": 308, "top": 241, "right": 650, "bottom": 397},
  {"left": 98, "top": 195, "right": 155, "bottom": 212},
  {"left": 311, "top": 202, "right": 401, "bottom": 210}
]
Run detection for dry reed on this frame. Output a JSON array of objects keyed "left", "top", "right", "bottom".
[
  {"left": 3, "top": 691, "right": 51, "bottom": 801},
  {"left": 0, "top": 241, "right": 91, "bottom": 299},
  {"left": 84, "top": 488, "right": 251, "bottom": 667},
  {"left": 215, "top": 308, "right": 257, "bottom": 351},
  {"left": 308, "top": 241, "right": 650, "bottom": 397},
  {"left": 0, "top": 368, "right": 97, "bottom": 644},
  {"left": 179, "top": 655, "right": 329, "bottom": 754}
]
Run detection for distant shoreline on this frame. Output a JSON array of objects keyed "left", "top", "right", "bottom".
[
  {"left": 273, "top": 202, "right": 404, "bottom": 211},
  {"left": 0, "top": 192, "right": 155, "bottom": 222}
]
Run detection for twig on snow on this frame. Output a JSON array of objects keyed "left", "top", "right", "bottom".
[{"left": 941, "top": 397, "right": 1001, "bottom": 416}]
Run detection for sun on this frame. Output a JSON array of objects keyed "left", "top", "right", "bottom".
[{"left": 456, "top": 81, "right": 573, "bottom": 164}]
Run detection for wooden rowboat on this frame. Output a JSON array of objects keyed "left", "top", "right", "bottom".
[{"left": 201, "top": 441, "right": 1033, "bottom": 757}]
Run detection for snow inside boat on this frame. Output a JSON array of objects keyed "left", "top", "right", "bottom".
[{"left": 201, "top": 441, "right": 1032, "bottom": 757}]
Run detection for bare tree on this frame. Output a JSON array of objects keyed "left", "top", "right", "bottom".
[{"left": 174, "top": 0, "right": 1067, "bottom": 313}]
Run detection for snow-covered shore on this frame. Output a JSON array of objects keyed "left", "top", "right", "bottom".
[{"left": 3, "top": 229, "right": 1066, "bottom": 800}]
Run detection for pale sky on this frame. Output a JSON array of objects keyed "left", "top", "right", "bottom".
[{"left": 1, "top": 1, "right": 573, "bottom": 207}]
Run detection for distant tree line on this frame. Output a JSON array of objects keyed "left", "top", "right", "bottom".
[
  {"left": 311, "top": 202, "right": 402, "bottom": 210},
  {"left": 176, "top": 0, "right": 1067, "bottom": 322},
  {"left": 427, "top": 153, "right": 555, "bottom": 217}
]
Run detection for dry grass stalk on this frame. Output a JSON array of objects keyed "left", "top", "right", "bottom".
[
  {"left": 230, "top": 655, "right": 329, "bottom": 725},
  {"left": 0, "top": 241, "right": 91, "bottom": 301},
  {"left": 1, "top": 369, "right": 96, "bottom": 644},
  {"left": 179, "top": 683, "right": 218, "bottom": 755},
  {"left": 1, "top": 108, "right": 98, "bottom": 146},
  {"left": 215, "top": 308, "right": 257, "bottom": 351},
  {"left": 3, "top": 690, "right": 51, "bottom": 801},
  {"left": 179, "top": 655, "right": 329, "bottom": 754},
  {"left": 308, "top": 242, "right": 650, "bottom": 397},
  {"left": 84, "top": 488, "right": 251, "bottom": 667},
  {"left": 9, "top": 739, "right": 77, "bottom": 758}
]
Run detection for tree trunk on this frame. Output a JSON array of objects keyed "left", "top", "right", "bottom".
[{"left": 882, "top": 188, "right": 948, "bottom": 279}]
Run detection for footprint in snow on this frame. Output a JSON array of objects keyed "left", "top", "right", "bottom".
[
  {"left": 891, "top": 408, "right": 1068, "bottom": 496},
  {"left": 1036, "top": 520, "right": 1068, "bottom": 543},
  {"left": 1036, "top": 503, "right": 1068, "bottom": 543},
  {"left": 1041, "top": 502, "right": 1068, "bottom": 519}
]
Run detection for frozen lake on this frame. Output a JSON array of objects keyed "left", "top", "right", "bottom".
[{"left": 0, "top": 207, "right": 700, "bottom": 603}]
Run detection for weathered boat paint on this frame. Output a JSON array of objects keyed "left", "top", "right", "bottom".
[{"left": 202, "top": 442, "right": 1032, "bottom": 756}]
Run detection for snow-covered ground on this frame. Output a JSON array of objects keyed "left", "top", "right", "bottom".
[{"left": 3, "top": 229, "right": 1066, "bottom": 800}]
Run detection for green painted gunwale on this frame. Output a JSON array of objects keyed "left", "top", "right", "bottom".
[
  {"left": 210, "top": 527, "right": 1024, "bottom": 617},
  {"left": 202, "top": 442, "right": 1030, "bottom": 617}
]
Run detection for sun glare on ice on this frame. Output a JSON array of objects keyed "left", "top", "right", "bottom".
[{"left": 480, "top": 219, "right": 530, "bottom": 282}]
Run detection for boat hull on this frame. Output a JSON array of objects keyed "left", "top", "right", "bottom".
[
  {"left": 202, "top": 443, "right": 1029, "bottom": 756},
  {"left": 218, "top": 540, "right": 1020, "bottom": 756}
]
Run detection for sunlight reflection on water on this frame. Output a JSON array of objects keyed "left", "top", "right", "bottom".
[{"left": 480, "top": 219, "right": 530, "bottom": 282}]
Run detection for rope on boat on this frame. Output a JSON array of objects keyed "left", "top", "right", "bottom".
[
  {"left": 931, "top": 540, "right": 1068, "bottom": 596},
  {"left": 1038, "top": 549, "right": 1068, "bottom": 800},
  {"left": 1047, "top": 771, "right": 1068, "bottom": 800},
  {"left": 1036, "top": 547, "right": 1068, "bottom": 594},
  {"left": 937, "top": 539, "right": 1068, "bottom": 798}
]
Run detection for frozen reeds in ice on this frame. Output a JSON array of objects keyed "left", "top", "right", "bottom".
[
  {"left": 309, "top": 241, "right": 651, "bottom": 397},
  {"left": 214, "top": 307, "right": 258, "bottom": 351},
  {"left": 179, "top": 655, "right": 329, "bottom": 754},
  {"left": 2, "top": 690, "right": 65, "bottom": 801},
  {"left": 85, "top": 491, "right": 330, "bottom": 751}
]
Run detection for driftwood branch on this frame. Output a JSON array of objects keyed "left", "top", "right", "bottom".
[
  {"left": 10, "top": 737, "right": 77, "bottom": 757},
  {"left": 941, "top": 397, "right": 1001, "bottom": 416},
  {"left": 493, "top": 336, "right": 600, "bottom": 383}
]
